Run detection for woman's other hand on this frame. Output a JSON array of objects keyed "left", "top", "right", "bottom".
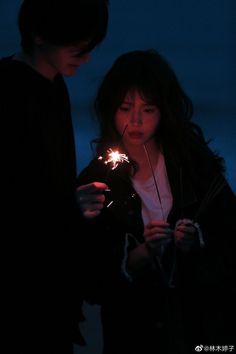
[{"left": 174, "top": 219, "right": 197, "bottom": 252}]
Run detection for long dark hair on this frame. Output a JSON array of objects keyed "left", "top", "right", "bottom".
[{"left": 93, "top": 49, "right": 225, "bottom": 174}]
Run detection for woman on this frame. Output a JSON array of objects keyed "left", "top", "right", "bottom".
[{"left": 77, "top": 49, "right": 236, "bottom": 354}]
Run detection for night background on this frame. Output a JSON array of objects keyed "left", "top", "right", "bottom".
[{"left": 1, "top": 1, "right": 235, "bottom": 353}]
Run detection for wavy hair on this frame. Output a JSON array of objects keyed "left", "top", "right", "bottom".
[{"left": 93, "top": 49, "right": 224, "bottom": 174}]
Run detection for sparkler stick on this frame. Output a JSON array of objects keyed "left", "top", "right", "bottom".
[
  {"left": 143, "top": 143, "right": 165, "bottom": 220},
  {"left": 143, "top": 144, "right": 176, "bottom": 287},
  {"left": 121, "top": 123, "right": 128, "bottom": 138}
]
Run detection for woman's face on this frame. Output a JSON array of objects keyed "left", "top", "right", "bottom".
[{"left": 115, "top": 90, "right": 161, "bottom": 148}]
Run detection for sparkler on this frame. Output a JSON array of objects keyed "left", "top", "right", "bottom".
[
  {"left": 98, "top": 124, "right": 130, "bottom": 176},
  {"left": 143, "top": 143, "right": 176, "bottom": 287},
  {"left": 98, "top": 148, "right": 130, "bottom": 208},
  {"left": 143, "top": 143, "right": 165, "bottom": 220},
  {"left": 98, "top": 125, "right": 130, "bottom": 207},
  {"left": 98, "top": 148, "right": 129, "bottom": 170}
]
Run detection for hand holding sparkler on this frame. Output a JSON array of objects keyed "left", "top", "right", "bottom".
[
  {"left": 98, "top": 148, "right": 130, "bottom": 208},
  {"left": 76, "top": 181, "right": 108, "bottom": 219}
]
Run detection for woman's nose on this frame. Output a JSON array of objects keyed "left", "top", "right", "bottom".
[{"left": 130, "top": 111, "right": 142, "bottom": 125}]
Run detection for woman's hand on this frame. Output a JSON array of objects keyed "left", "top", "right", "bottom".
[
  {"left": 144, "top": 220, "right": 173, "bottom": 257},
  {"left": 174, "top": 219, "right": 197, "bottom": 252},
  {"left": 76, "top": 182, "right": 108, "bottom": 219},
  {"left": 127, "top": 221, "right": 173, "bottom": 273}
]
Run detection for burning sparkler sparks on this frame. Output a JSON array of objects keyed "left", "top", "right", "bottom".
[
  {"left": 98, "top": 148, "right": 129, "bottom": 170},
  {"left": 98, "top": 148, "right": 130, "bottom": 208}
]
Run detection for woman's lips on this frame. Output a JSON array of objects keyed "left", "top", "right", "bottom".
[{"left": 128, "top": 131, "right": 144, "bottom": 139}]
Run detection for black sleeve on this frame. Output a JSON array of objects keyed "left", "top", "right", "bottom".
[{"left": 76, "top": 164, "right": 132, "bottom": 304}]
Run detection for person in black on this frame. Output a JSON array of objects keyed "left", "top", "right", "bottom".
[
  {"left": 77, "top": 50, "right": 236, "bottom": 354},
  {"left": 1, "top": 1, "right": 109, "bottom": 353}
]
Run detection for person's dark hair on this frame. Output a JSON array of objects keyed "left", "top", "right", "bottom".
[
  {"left": 18, "top": 0, "right": 109, "bottom": 54},
  {"left": 93, "top": 49, "right": 225, "bottom": 174}
]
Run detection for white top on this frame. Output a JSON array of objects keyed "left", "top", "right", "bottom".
[{"left": 132, "top": 153, "right": 173, "bottom": 225}]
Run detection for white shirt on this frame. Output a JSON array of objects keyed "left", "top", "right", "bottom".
[{"left": 132, "top": 153, "right": 173, "bottom": 225}]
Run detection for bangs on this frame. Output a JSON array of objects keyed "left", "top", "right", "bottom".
[
  {"left": 109, "top": 56, "right": 162, "bottom": 109},
  {"left": 112, "top": 80, "right": 161, "bottom": 109},
  {"left": 134, "top": 86, "right": 159, "bottom": 105}
]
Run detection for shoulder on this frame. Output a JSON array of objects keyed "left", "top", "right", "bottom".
[
  {"left": 0, "top": 57, "right": 15, "bottom": 84},
  {"left": 0, "top": 58, "right": 27, "bottom": 112},
  {"left": 0, "top": 57, "right": 37, "bottom": 98},
  {"left": 189, "top": 144, "right": 236, "bottom": 216},
  {"left": 0, "top": 56, "right": 25, "bottom": 78}
]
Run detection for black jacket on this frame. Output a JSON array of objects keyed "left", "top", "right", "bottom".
[{"left": 1, "top": 58, "right": 85, "bottom": 353}]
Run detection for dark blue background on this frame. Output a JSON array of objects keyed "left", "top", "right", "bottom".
[{"left": 1, "top": 1, "right": 235, "bottom": 352}]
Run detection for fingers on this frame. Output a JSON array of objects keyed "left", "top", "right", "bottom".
[
  {"left": 143, "top": 220, "right": 173, "bottom": 256},
  {"left": 175, "top": 224, "right": 196, "bottom": 234},
  {"left": 175, "top": 233, "right": 195, "bottom": 252},
  {"left": 78, "top": 192, "right": 106, "bottom": 205},
  {"left": 174, "top": 221, "right": 197, "bottom": 251},
  {"left": 83, "top": 209, "right": 102, "bottom": 219},
  {"left": 144, "top": 227, "right": 173, "bottom": 237},
  {"left": 76, "top": 181, "right": 108, "bottom": 194},
  {"left": 144, "top": 220, "right": 173, "bottom": 238},
  {"left": 76, "top": 182, "right": 108, "bottom": 219},
  {"left": 145, "top": 220, "right": 170, "bottom": 229},
  {"left": 144, "top": 233, "right": 172, "bottom": 257}
]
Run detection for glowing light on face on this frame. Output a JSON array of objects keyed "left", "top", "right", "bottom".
[{"left": 98, "top": 148, "right": 129, "bottom": 170}]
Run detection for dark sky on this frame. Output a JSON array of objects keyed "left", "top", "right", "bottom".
[
  {"left": 69, "top": 0, "right": 236, "bottom": 192},
  {"left": 0, "top": 1, "right": 235, "bottom": 352}
]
